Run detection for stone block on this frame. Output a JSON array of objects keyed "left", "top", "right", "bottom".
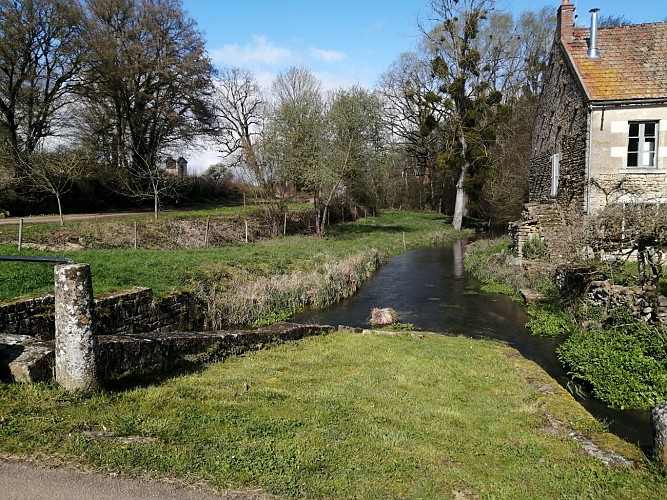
[
  {"left": 520, "top": 288, "right": 546, "bottom": 304},
  {"left": 0, "top": 334, "right": 53, "bottom": 383},
  {"left": 653, "top": 402, "right": 667, "bottom": 471}
]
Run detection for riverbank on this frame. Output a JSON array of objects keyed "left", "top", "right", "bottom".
[
  {"left": 463, "top": 237, "right": 667, "bottom": 412},
  {"left": 1, "top": 331, "right": 664, "bottom": 498},
  {"left": 0, "top": 211, "right": 465, "bottom": 325}
]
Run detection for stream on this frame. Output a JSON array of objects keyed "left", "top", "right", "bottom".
[{"left": 290, "top": 240, "right": 652, "bottom": 452}]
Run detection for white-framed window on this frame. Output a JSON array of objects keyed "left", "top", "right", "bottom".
[
  {"left": 550, "top": 153, "right": 560, "bottom": 197},
  {"left": 627, "top": 121, "right": 658, "bottom": 167}
]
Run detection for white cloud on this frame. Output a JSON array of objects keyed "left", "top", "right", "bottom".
[
  {"left": 210, "top": 35, "right": 293, "bottom": 66},
  {"left": 309, "top": 48, "right": 347, "bottom": 63},
  {"left": 368, "top": 19, "right": 386, "bottom": 32}
]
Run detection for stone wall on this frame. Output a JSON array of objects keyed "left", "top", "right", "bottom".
[
  {"left": 586, "top": 280, "right": 667, "bottom": 323},
  {"left": 98, "top": 323, "right": 333, "bottom": 379},
  {"left": 1, "top": 323, "right": 334, "bottom": 383},
  {"left": 0, "top": 295, "right": 55, "bottom": 339},
  {"left": 530, "top": 40, "right": 589, "bottom": 211},
  {"left": 0, "top": 287, "right": 200, "bottom": 340},
  {"left": 555, "top": 264, "right": 667, "bottom": 323}
]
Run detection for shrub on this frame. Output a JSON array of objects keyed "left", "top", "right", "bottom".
[
  {"left": 526, "top": 299, "right": 574, "bottom": 338},
  {"left": 557, "top": 308, "right": 667, "bottom": 409},
  {"left": 522, "top": 236, "right": 548, "bottom": 259}
]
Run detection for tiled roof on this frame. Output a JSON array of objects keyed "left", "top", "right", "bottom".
[{"left": 564, "top": 23, "right": 667, "bottom": 101}]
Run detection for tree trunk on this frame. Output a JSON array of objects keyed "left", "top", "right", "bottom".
[
  {"left": 154, "top": 190, "right": 159, "bottom": 220},
  {"left": 315, "top": 207, "right": 323, "bottom": 236},
  {"left": 452, "top": 165, "right": 468, "bottom": 231},
  {"left": 56, "top": 194, "right": 64, "bottom": 226}
]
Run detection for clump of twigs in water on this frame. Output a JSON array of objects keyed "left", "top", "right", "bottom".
[{"left": 370, "top": 307, "right": 399, "bottom": 326}]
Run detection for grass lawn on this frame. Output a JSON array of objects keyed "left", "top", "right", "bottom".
[
  {"left": 0, "top": 332, "right": 664, "bottom": 499},
  {"left": 0, "top": 210, "right": 459, "bottom": 301}
]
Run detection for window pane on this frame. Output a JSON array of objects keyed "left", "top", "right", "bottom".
[
  {"left": 643, "top": 138, "right": 656, "bottom": 166},
  {"left": 641, "top": 151, "right": 654, "bottom": 167},
  {"left": 629, "top": 123, "right": 639, "bottom": 137},
  {"left": 644, "top": 123, "right": 656, "bottom": 137},
  {"left": 628, "top": 138, "right": 639, "bottom": 153},
  {"left": 628, "top": 152, "right": 638, "bottom": 166}
]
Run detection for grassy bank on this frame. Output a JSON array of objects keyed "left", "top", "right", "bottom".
[
  {"left": 0, "top": 210, "right": 464, "bottom": 325},
  {"left": 0, "top": 331, "right": 662, "bottom": 498},
  {"left": 0, "top": 210, "right": 457, "bottom": 300},
  {"left": 464, "top": 237, "right": 667, "bottom": 410}
]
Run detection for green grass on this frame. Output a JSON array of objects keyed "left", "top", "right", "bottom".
[
  {"left": 0, "top": 211, "right": 461, "bottom": 301},
  {"left": 0, "top": 332, "right": 662, "bottom": 498}
]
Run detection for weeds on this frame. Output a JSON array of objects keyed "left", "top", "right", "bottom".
[{"left": 194, "top": 250, "right": 382, "bottom": 327}]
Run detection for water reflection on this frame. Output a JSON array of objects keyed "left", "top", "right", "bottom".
[{"left": 291, "top": 242, "right": 651, "bottom": 451}]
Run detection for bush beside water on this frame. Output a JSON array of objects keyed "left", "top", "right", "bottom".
[
  {"left": 558, "top": 308, "right": 667, "bottom": 409},
  {"left": 465, "top": 237, "right": 667, "bottom": 410}
]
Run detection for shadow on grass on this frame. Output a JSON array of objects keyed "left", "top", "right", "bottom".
[{"left": 101, "top": 361, "right": 208, "bottom": 392}]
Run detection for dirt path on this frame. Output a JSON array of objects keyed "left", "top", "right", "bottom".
[
  {"left": 0, "top": 458, "right": 272, "bottom": 500},
  {"left": 0, "top": 211, "right": 151, "bottom": 226}
]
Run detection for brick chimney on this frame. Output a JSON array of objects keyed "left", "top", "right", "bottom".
[{"left": 556, "top": 0, "right": 576, "bottom": 40}]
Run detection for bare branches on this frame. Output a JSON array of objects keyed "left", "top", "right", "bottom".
[
  {"left": 82, "top": 0, "right": 215, "bottom": 174},
  {"left": 0, "top": 0, "right": 87, "bottom": 158},
  {"left": 115, "top": 149, "right": 186, "bottom": 220},
  {"left": 212, "top": 67, "right": 267, "bottom": 185},
  {"left": 21, "top": 148, "right": 92, "bottom": 225}
]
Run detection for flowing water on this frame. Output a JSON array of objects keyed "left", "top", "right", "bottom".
[{"left": 291, "top": 240, "right": 652, "bottom": 452}]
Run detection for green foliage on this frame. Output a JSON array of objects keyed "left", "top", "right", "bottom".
[
  {"left": 522, "top": 237, "right": 547, "bottom": 259},
  {"left": 558, "top": 308, "right": 667, "bottom": 409},
  {"left": 526, "top": 300, "right": 574, "bottom": 338},
  {"left": 479, "top": 281, "right": 515, "bottom": 296},
  {"left": 464, "top": 236, "right": 555, "bottom": 298},
  {"left": 386, "top": 322, "right": 415, "bottom": 331}
]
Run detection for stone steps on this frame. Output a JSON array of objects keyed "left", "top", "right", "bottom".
[{"left": 524, "top": 202, "right": 567, "bottom": 250}]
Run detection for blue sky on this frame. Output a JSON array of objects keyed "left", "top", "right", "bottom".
[
  {"left": 180, "top": 0, "right": 665, "bottom": 172},
  {"left": 182, "top": 0, "right": 666, "bottom": 92}
]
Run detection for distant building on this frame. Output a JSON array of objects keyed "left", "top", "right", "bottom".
[{"left": 164, "top": 156, "right": 188, "bottom": 177}]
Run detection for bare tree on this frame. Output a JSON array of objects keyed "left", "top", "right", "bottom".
[
  {"left": 591, "top": 202, "right": 667, "bottom": 284},
  {"left": 269, "top": 66, "right": 327, "bottom": 232},
  {"left": 0, "top": 0, "right": 87, "bottom": 159},
  {"left": 81, "top": 0, "right": 215, "bottom": 175},
  {"left": 378, "top": 51, "right": 446, "bottom": 210},
  {"left": 116, "top": 150, "right": 185, "bottom": 219},
  {"left": 212, "top": 67, "right": 269, "bottom": 187},
  {"left": 23, "top": 148, "right": 91, "bottom": 225},
  {"left": 424, "top": 0, "right": 527, "bottom": 229}
]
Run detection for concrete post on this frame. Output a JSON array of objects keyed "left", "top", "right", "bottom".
[
  {"left": 54, "top": 263, "right": 99, "bottom": 391},
  {"left": 652, "top": 402, "right": 667, "bottom": 470}
]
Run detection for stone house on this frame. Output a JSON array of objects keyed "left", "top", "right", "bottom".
[{"left": 530, "top": 0, "right": 667, "bottom": 215}]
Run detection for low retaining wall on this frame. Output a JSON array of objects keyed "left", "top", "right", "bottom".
[
  {"left": 1, "top": 323, "right": 333, "bottom": 383},
  {"left": 555, "top": 265, "right": 667, "bottom": 323},
  {"left": 0, "top": 295, "right": 55, "bottom": 339},
  {"left": 0, "top": 287, "right": 200, "bottom": 340},
  {"left": 586, "top": 280, "right": 667, "bottom": 323},
  {"left": 98, "top": 323, "right": 332, "bottom": 379}
]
